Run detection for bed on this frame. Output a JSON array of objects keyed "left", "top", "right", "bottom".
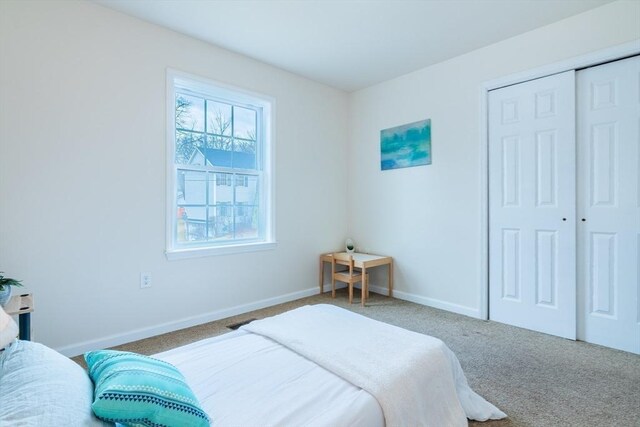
[{"left": 0, "top": 304, "right": 506, "bottom": 426}]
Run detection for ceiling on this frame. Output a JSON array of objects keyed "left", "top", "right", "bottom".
[{"left": 93, "top": 0, "right": 615, "bottom": 92}]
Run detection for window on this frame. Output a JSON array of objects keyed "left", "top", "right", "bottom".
[
  {"left": 167, "top": 71, "right": 275, "bottom": 259},
  {"left": 215, "top": 173, "right": 232, "bottom": 187},
  {"left": 235, "top": 174, "right": 249, "bottom": 187}
]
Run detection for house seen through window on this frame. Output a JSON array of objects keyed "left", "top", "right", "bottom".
[{"left": 168, "top": 71, "right": 274, "bottom": 256}]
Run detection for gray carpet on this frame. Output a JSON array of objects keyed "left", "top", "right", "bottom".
[{"left": 73, "top": 291, "right": 640, "bottom": 426}]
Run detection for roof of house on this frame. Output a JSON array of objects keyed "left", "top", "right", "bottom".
[{"left": 190, "top": 148, "right": 256, "bottom": 170}]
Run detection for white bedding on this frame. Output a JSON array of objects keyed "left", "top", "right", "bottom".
[
  {"left": 243, "top": 304, "right": 505, "bottom": 426},
  {"left": 155, "top": 304, "right": 505, "bottom": 427},
  {"left": 155, "top": 329, "right": 384, "bottom": 427}
]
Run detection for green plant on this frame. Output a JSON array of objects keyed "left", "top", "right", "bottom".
[{"left": 0, "top": 272, "right": 22, "bottom": 291}]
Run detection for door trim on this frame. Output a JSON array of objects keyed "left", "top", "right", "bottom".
[{"left": 479, "top": 40, "right": 640, "bottom": 320}]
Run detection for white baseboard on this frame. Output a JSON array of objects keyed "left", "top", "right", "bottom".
[
  {"left": 321, "top": 282, "right": 346, "bottom": 293},
  {"left": 56, "top": 286, "right": 321, "bottom": 357},
  {"left": 366, "top": 284, "right": 481, "bottom": 319},
  {"left": 58, "top": 283, "right": 479, "bottom": 357}
]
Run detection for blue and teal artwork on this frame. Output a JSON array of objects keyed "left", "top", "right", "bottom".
[{"left": 380, "top": 119, "right": 431, "bottom": 170}]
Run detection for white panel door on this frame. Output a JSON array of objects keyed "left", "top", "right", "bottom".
[
  {"left": 577, "top": 55, "right": 640, "bottom": 354},
  {"left": 489, "top": 71, "right": 576, "bottom": 339}
]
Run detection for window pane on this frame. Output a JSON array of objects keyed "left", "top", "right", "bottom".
[
  {"left": 177, "top": 170, "right": 206, "bottom": 205},
  {"left": 208, "top": 173, "right": 233, "bottom": 204},
  {"left": 204, "top": 136, "right": 233, "bottom": 167},
  {"left": 206, "top": 100, "right": 232, "bottom": 136},
  {"left": 177, "top": 170, "right": 207, "bottom": 243},
  {"left": 235, "top": 204, "right": 258, "bottom": 239},
  {"left": 235, "top": 174, "right": 258, "bottom": 215},
  {"left": 233, "top": 139, "right": 256, "bottom": 169},
  {"left": 176, "top": 206, "right": 188, "bottom": 243},
  {"left": 176, "top": 130, "right": 205, "bottom": 165},
  {"left": 182, "top": 206, "right": 207, "bottom": 243},
  {"left": 233, "top": 106, "right": 256, "bottom": 140},
  {"left": 176, "top": 206, "right": 206, "bottom": 243},
  {"left": 235, "top": 174, "right": 258, "bottom": 202},
  {"left": 209, "top": 205, "right": 234, "bottom": 241},
  {"left": 176, "top": 94, "right": 204, "bottom": 132}
]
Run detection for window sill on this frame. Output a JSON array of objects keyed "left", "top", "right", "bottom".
[{"left": 166, "top": 241, "right": 277, "bottom": 261}]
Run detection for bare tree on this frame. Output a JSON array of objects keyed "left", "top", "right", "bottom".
[
  {"left": 235, "top": 128, "right": 256, "bottom": 153},
  {"left": 175, "top": 95, "right": 203, "bottom": 164},
  {"left": 175, "top": 96, "right": 257, "bottom": 164},
  {"left": 208, "top": 110, "right": 232, "bottom": 151},
  {"left": 175, "top": 95, "right": 190, "bottom": 129}
]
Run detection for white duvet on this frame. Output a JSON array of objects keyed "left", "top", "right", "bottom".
[
  {"left": 243, "top": 305, "right": 505, "bottom": 426},
  {"left": 156, "top": 304, "right": 505, "bottom": 426},
  {"left": 156, "top": 329, "right": 384, "bottom": 427}
]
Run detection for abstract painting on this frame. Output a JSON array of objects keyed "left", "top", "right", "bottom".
[{"left": 380, "top": 119, "right": 431, "bottom": 170}]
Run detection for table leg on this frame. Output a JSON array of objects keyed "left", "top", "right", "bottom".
[
  {"left": 361, "top": 267, "right": 367, "bottom": 307},
  {"left": 388, "top": 261, "right": 394, "bottom": 297},
  {"left": 319, "top": 258, "right": 324, "bottom": 295},
  {"left": 19, "top": 313, "right": 30, "bottom": 341}
]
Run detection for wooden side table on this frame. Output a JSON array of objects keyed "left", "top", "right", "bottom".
[
  {"left": 4, "top": 293, "right": 34, "bottom": 341},
  {"left": 319, "top": 252, "right": 394, "bottom": 306}
]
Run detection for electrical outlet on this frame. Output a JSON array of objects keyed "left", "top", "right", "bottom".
[{"left": 140, "top": 272, "right": 152, "bottom": 288}]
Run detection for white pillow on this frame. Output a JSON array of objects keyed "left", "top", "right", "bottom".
[{"left": 0, "top": 340, "right": 111, "bottom": 426}]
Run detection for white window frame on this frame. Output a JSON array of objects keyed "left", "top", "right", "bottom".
[{"left": 165, "top": 69, "right": 276, "bottom": 260}]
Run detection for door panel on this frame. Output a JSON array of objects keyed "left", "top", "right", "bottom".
[
  {"left": 501, "top": 229, "right": 520, "bottom": 300},
  {"left": 489, "top": 71, "right": 576, "bottom": 339},
  {"left": 502, "top": 136, "right": 521, "bottom": 207},
  {"left": 535, "top": 230, "right": 557, "bottom": 307},
  {"left": 535, "top": 130, "right": 557, "bottom": 207},
  {"left": 590, "top": 232, "right": 616, "bottom": 316},
  {"left": 577, "top": 55, "right": 640, "bottom": 354}
]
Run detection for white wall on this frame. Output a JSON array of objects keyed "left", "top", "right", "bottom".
[
  {"left": 347, "top": 1, "right": 640, "bottom": 317},
  {"left": 0, "top": 0, "right": 348, "bottom": 354},
  {"left": 2, "top": 0, "right": 638, "bottom": 354}
]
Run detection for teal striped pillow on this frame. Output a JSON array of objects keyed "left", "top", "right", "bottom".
[{"left": 84, "top": 350, "right": 209, "bottom": 427}]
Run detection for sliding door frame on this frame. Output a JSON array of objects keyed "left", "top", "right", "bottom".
[{"left": 478, "top": 40, "right": 640, "bottom": 320}]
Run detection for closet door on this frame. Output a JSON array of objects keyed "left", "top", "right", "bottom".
[
  {"left": 577, "top": 55, "right": 640, "bottom": 354},
  {"left": 489, "top": 71, "right": 576, "bottom": 339}
]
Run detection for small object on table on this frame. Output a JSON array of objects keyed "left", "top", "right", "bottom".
[{"left": 345, "top": 238, "right": 355, "bottom": 253}]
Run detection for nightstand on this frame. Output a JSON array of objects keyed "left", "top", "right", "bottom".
[{"left": 4, "top": 293, "right": 34, "bottom": 341}]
